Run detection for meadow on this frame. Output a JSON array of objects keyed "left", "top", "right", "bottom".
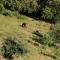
[{"left": 0, "top": 15, "right": 60, "bottom": 60}]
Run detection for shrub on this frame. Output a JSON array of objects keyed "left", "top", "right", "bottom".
[
  {"left": 0, "top": 4, "right": 5, "bottom": 14},
  {"left": 32, "top": 30, "right": 54, "bottom": 46},
  {"left": 0, "top": 0, "right": 38, "bottom": 18},
  {"left": 11, "top": 11, "right": 27, "bottom": 19},
  {"left": 42, "top": 33, "right": 54, "bottom": 46},
  {"left": 2, "top": 0, "right": 16, "bottom": 11},
  {"left": 50, "top": 22, "right": 60, "bottom": 44},
  {"left": 3, "top": 9, "right": 12, "bottom": 16},
  {"left": 18, "top": 15, "right": 27, "bottom": 20},
  {"left": 0, "top": 0, "right": 38, "bottom": 13},
  {"left": 1, "top": 37, "right": 27, "bottom": 60},
  {"left": 11, "top": 11, "right": 20, "bottom": 17},
  {"left": 42, "top": 6, "right": 54, "bottom": 20},
  {"left": 0, "top": 0, "right": 60, "bottom": 23},
  {"left": 41, "top": 0, "right": 60, "bottom": 22},
  {"left": 18, "top": 0, "right": 38, "bottom": 13},
  {"left": 42, "top": 22, "right": 60, "bottom": 46}
]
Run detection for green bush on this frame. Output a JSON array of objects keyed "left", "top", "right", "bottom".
[
  {"left": 1, "top": 37, "right": 27, "bottom": 60},
  {"left": 2, "top": 0, "right": 17, "bottom": 11},
  {"left": 0, "top": 0, "right": 38, "bottom": 13},
  {"left": 42, "top": 22, "right": 60, "bottom": 46},
  {"left": 0, "top": 4, "right": 5, "bottom": 14},
  {"left": 42, "top": 33, "right": 54, "bottom": 46},
  {"left": 42, "top": 6, "right": 54, "bottom": 20},
  {"left": 0, "top": 0, "right": 60, "bottom": 23},
  {"left": 54, "top": 48, "right": 60, "bottom": 60},
  {"left": 3, "top": 9, "right": 12, "bottom": 16},
  {"left": 41, "top": 0, "right": 60, "bottom": 22},
  {"left": 32, "top": 30, "right": 54, "bottom": 46},
  {"left": 50, "top": 22, "right": 60, "bottom": 44},
  {"left": 11, "top": 12, "right": 27, "bottom": 19},
  {"left": 18, "top": 0, "right": 38, "bottom": 13},
  {"left": 11, "top": 11, "right": 20, "bottom": 17}
]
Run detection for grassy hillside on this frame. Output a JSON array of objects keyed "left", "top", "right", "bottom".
[{"left": 0, "top": 15, "right": 58, "bottom": 60}]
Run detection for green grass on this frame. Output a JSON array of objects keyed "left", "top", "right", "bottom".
[{"left": 0, "top": 15, "right": 56, "bottom": 60}]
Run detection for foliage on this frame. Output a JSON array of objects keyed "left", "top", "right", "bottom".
[
  {"left": 32, "top": 30, "right": 54, "bottom": 46},
  {"left": 3, "top": 9, "right": 12, "bottom": 16},
  {"left": 42, "top": 33, "right": 54, "bottom": 46},
  {"left": 1, "top": 37, "right": 27, "bottom": 60},
  {"left": 42, "top": 22, "right": 60, "bottom": 46},
  {"left": 42, "top": 6, "right": 54, "bottom": 20},
  {"left": 50, "top": 22, "right": 60, "bottom": 44},
  {"left": 41, "top": 0, "right": 60, "bottom": 22},
  {"left": 18, "top": 0, "right": 38, "bottom": 13},
  {"left": 0, "top": 4, "right": 5, "bottom": 14},
  {"left": 0, "top": 0, "right": 60, "bottom": 22},
  {"left": 0, "top": 0, "right": 38, "bottom": 14}
]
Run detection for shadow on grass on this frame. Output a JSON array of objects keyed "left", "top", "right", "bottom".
[{"left": 27, "top": 30, "right": 43, "bottom": 47}]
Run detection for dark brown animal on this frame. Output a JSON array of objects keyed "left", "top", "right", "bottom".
[
  {"left": 21, "top": 22, "right": 27, "bottom": 28},
  {"left": 33, "top": 30, "right": 43, "bottom": 37}
]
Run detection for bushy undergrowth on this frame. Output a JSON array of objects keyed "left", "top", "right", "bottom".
[
  {"left": 1, "top": 37, "right": 27, "bottom": 60},
  {"left": 0, "top": 4, "right": 5, "bottom": 14},
  {"left": 42, "top": 22, "right": 60, "bottom": 46},
  {"left": 50, "top": 22, "right": 60, "bottom": 44},
  {"left": 33, "top": 22, "right": 60, "bottom": 47},
  {"left": 0, "top": 0, "right": 38, "bottom": 13},
  {"left": 42, "top": 34, "right": 54, "bottom": 46},
  {"left": 41, "top": 0, "right": 60, "bottom": 22},
  {"left": 0, "top": 0, "right": 60, "bottom": 23}
]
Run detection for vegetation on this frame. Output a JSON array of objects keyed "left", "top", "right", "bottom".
[
  {"left": 0, "top": 0, "right": 38, "bottom": 13},
  {"left": 0, "top": 0, "right": 60, "bottom": 60},
  {"left": 1, "top": 37, "right": 27, "bottom": 60},
  {"left": 50, "top": 22, "right": 60, "bottom": 44},
  {"left": 39, "top": 22, "right": 60, "bottom": 46},
  {"left": 0, "top": 0, "right": 60, "bottom": 23},
  {"left": 42, "top": 22, "right": 60, "bottom": 46},
  {"left": 0, "top": 15, "right": 54, "bottom": 60},
  {"left": 41, "top": 0, "right": 60, "bottom": 22}
]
